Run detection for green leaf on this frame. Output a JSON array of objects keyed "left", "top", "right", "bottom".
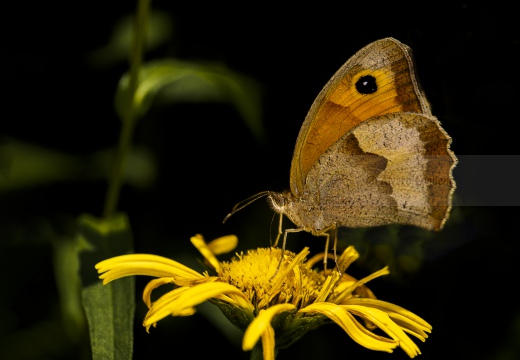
[
  {"left": 273, "top": 311, "right": 329, "bottom": 350},
  {"left": 78, "top": 213, "right": 134, "bottom": 360},
  {"left": 0, "top": 138, "right": 156, "bottom": 191},
  {"left": 52, "top": 235, "right": 87, "bottom": 344},
  {"left": 115, "top": 59, "right": 264, "bottom": 141},
  {"left": 0, "top": 139, "right": 83, "bottom": 191},
  {"left": 87, "top": 10, "right": 174, "bottom": 67}
]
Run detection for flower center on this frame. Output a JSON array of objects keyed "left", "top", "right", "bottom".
[{"left": 218, "top": 248, "right": 327, "bottom": 309}]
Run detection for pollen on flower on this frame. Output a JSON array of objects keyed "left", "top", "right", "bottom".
[{"left": 218, "top": 247, "right": 326, "bottom": 309}]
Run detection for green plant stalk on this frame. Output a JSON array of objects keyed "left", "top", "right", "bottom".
[{"left": 103, "top": 0, "right": 151, "bottom": 219}]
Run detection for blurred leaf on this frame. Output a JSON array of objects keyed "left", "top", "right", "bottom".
[
  {"left": 52, "top": 235, "right": 87, "bottom": 343},
  {"left": 0, "top": 139, "right": 82, "bottom": 190},
  {"left": 115, "top": 59, "right": 264, "bottom": 141},
  {"left": 78, "top": 213, "right": 134, "bottom": 360},
  {"left": 0, "top": 139, "right": 156, "bottom": 191},
  {"left": 87, "top": 10, "right": 174, "bottom": 67}
]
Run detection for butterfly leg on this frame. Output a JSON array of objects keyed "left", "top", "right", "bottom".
[
  {"left": 319, "top": 224, "right": 341, "bottom": 275},
  {"left": 271, "top": 227, "right": 303, "bottom": 278},
  {"left": 321, "top": 232, "right": 330, "bottom": 271},
  {"left": 272, "top": 212, "right": 284, "bottom": 247},
  {"left": 331, "top": 225, "right": 342, "bottom": 276}
]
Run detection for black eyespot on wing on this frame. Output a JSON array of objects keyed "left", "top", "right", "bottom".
[{"left": 355, "top": 75, "right": 377, "bottom": 94}]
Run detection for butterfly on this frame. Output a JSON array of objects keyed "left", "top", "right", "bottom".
[{"left": 225, "top": 38, "right": 457, "bottom": 263}]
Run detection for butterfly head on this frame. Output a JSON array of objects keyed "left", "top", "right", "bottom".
[
  {"left": 267, "top": 191, "right": 328, "bottom": 236},
  {"left": 265, "top": 191, "right": 286, "bottom": 213},
  {"left": 266, "top": 190, "right": 302, "bottom": 223}
]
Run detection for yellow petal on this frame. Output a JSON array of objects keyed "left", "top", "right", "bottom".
[
  {"left": 144, "top": 282, "right": 250, "bottom": 327},
  {"left": 304, "top": 252, "right": 332, "bottom": 269},
  {"left": 332, "top": 274, "right": 360, "bottom": 295},
  {"left": 96, "top": 254, "right": 203, "bottom": 284},
  {"left": 358, "top": 266, "right": 390, "bottom": 285},
  {"left": 190, "top": 234, "right": 221, "bottom": 272},
  {"left": 142, "top": 277, "right": 175, "bottom": 308},
  {"left": 334, "top": 266, "right": 390, "bottom": 304},
  {"left": 343, "top": 304, "right": 422, "bottom": 358},
  {"left": 261, "top": 321, "right": 276, "bottom": 360},
  {"left": 207, "top": 234, "right": 238, "bottom": 255},
  {"left": 344, "top": 298, "right": 432, "bottom": 340},
  {"left": 258, "top": 248, "right": 309, "bottom": 309},
  {"left": 215, "top": 292, "right": 255, "bottom": 312},
  {"left": 243, "top": 303, "right": 296, "bottom": 351},
  {"left": 300, "top": 302, "right": 398, "bottom": 353},
  {"left": 315, "top": 270, "right": 340, "bottom": 303},
  {"left": 143, "top": 287, "right": 192, "bottom": 331},
  {"left": 336, "top": 246, "right": 359, "bottom": 272},
  {"left": 144, "top": 306, "right": 196, "bottom": 332}
]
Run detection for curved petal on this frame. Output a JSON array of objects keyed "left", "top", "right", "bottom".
[
  {"left": 142, "top": 277, "right": 175, "bottom": 308},
  {"left": 243, "top": 303, "right": 296, "bottom": 351},
  {"left": 343, "top": 298, "right": 432, "bottom": 340},
  {"left": 315, "top": 270, "right": 341, "bottom": 303},
  {"left": 259, "top": 248, "right": 309, "bottom": 309},
  {"left": 334, "top": 267, "right": 390, "bottom": 303},
  {"left": 207, "top": 235, "right": 238, "bottom": 255},
  {"left": 300, "top": 302, "right": 398, "bottom": 353},
  {"left": 144, "top": 306, "right": 196, "bottom": 332},
  {"left": 190, "top": 234, "right": 221, "bottom": 272},
  {"left": 144, "top": 282, "right": 250, "bottom": 327},
  {"left": 143, "top": 287, "right": 193, "bottom": 332},
  {"left": 261, "top": 321, "right": 276, "bottom": 360},
  {"left": 96, "top": 254, "right": 203, "bottom": 284},
  {"left": 357, "top": 266, "right": 390, "bottom": 285},
  {"left": 343, "top": 304, "right": 421, "bottom": 357},
  {"left": 304, "top": 252, "right": 333, "bottom": 269},
  {"left": 336, "top": 246, "right": 359, "bottom": 272},
  {"left": 332, "top": 273, "right": 361, "bottom": 295},
  {"left": 215, "top": 292, "right": 255, "bottom": 312}
]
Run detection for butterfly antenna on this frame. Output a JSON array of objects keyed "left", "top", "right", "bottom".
[{"left": 223, "top": 191, "right": 271, "bottom": 224}]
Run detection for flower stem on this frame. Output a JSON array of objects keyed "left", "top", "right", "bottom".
[{"left": 103, "top": 0, "right": 150, "bottom": 219}]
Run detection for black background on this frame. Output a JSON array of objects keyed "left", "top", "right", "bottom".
[{"left": 1, "top": 1, "right": 519, "bottom": 359}]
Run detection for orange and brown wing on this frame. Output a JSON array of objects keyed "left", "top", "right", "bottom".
[
  {"left": 304, "top": 113, "right": 456, "bottom": 231},
  {"left": 290, "top": 38, "right": 431, "bottom": 197}
]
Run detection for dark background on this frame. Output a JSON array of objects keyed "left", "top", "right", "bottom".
[{"left": 1, "top": 1, "right": 519, "bottom": 359}]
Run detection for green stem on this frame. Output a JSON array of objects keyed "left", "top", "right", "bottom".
[{"left": 103, "top": 0, "right": 151, "bottom": 219}]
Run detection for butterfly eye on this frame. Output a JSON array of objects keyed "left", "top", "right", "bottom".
[{"left": 355, "top": 75, "right": 378, "bottom": 94}]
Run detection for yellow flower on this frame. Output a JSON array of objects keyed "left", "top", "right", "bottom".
[{"left": 96, "top": 234, "right": 431, "bottom": 359}]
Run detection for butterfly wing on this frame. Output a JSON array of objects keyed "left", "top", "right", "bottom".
[
  {"left": 290, "top": 38, "right": 431, "bottom": 197},
  {"left": 304, "top": 113, "right": 456, "bottom": 231}
]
